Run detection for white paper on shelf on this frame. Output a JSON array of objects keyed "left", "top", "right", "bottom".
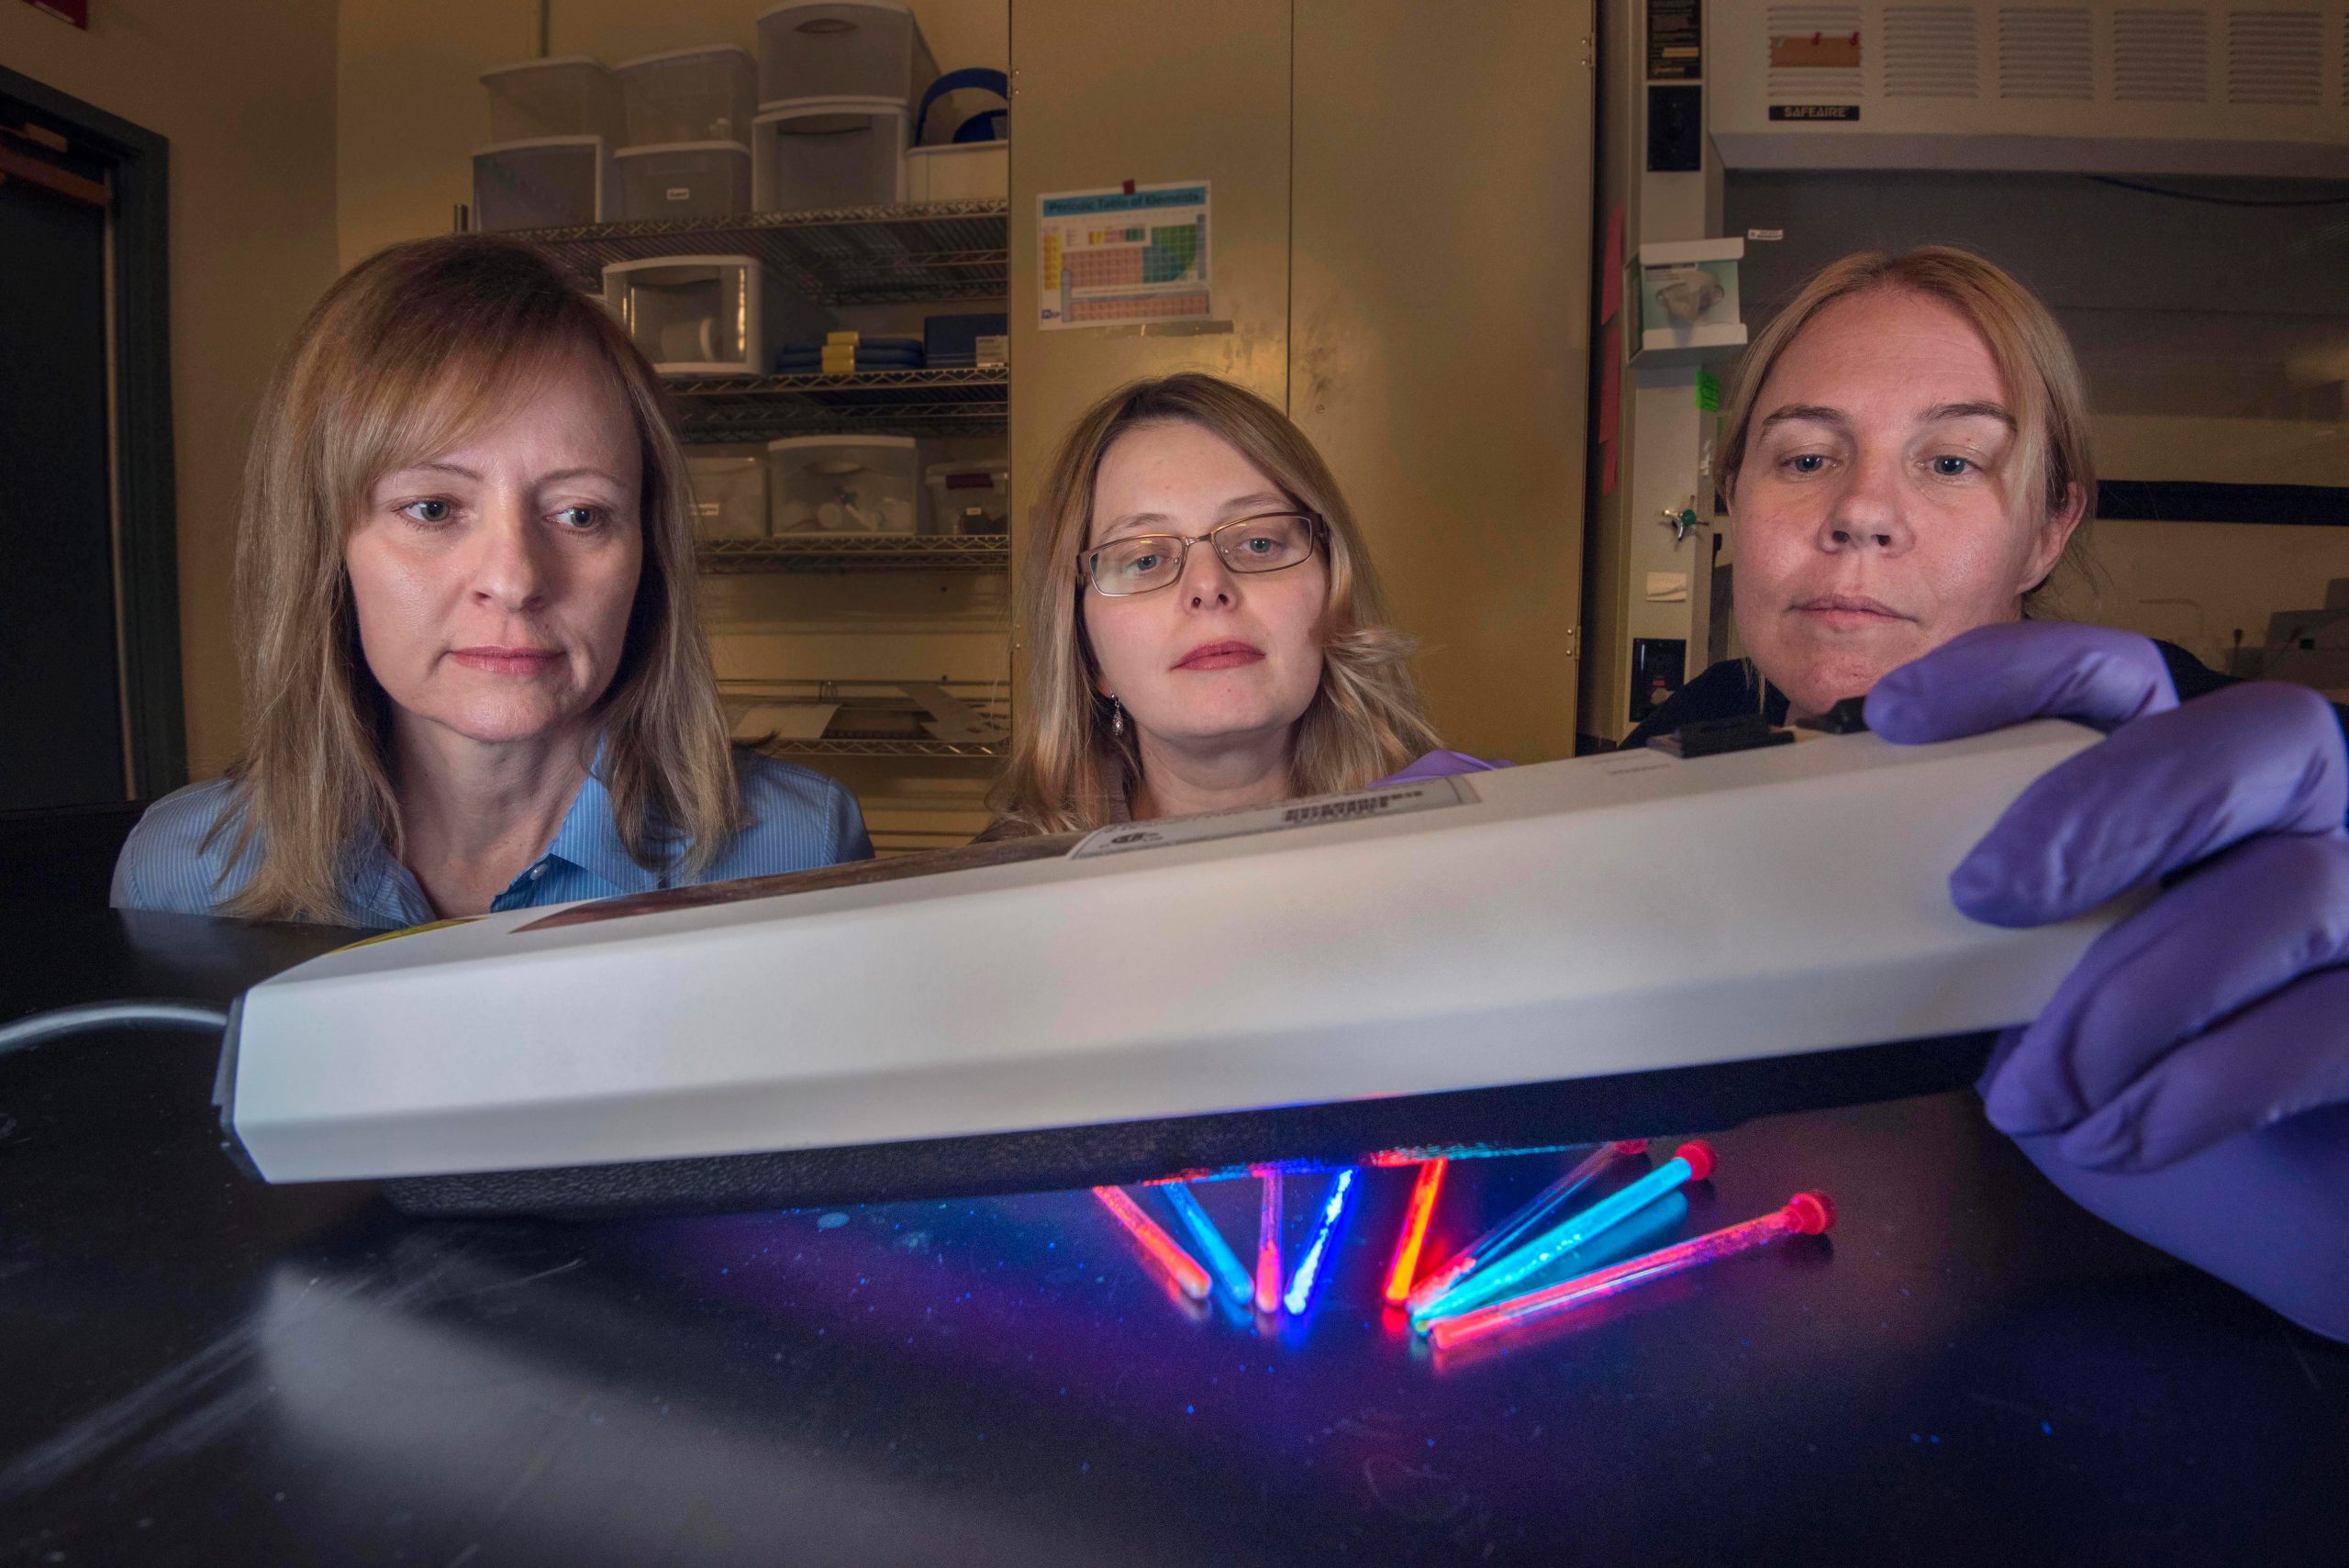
[{"left": 728, "top": 702, "right": 838, "bottom": 743}]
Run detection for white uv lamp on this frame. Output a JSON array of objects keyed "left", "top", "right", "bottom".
[{"left": 217, "top": 719, "right": 2121, "bottom": 1218}]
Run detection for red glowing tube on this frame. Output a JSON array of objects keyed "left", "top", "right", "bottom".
[
  {"left": 1405, "top": 1139, "right": 1648, "bottom": 1318},
  {"left": 1254, "top": 1173, "right": 1284, "bottom": 1314},
  {"left": 1093, "top": 1185, "right": 1211, "bottom": 1302},
  {"left": 1382, "top": 1159, "right": 1450, "bottom": 1305},
  {"left": 1428, "top": 1192, "right": 1836, "bottom": 1351}
]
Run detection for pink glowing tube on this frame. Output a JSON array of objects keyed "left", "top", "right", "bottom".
[
  {"left": 1382, "top": 1159, "right": 1450, "bottom": 1306},
  {"left": 1254, "top": 1173, "right": 1285, "bottom": 1314},
  {"left": 1093, "top": 1186, "right": 1211, "bottom": 1302},
  {"left": 1404, "top": 1139, "right": 1648, "bottom": 1318},
  {"left": 1429, "top": 1191, "right": 1836, "bottom": 1351}
]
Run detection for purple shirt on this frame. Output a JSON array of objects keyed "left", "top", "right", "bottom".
[{"left": 1372, "top": 750, "right": 1513, "bottom": 786}]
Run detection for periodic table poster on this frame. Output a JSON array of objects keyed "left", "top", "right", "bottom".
[{"left": 1036, "top": 182, "right": 1213, "bottom": 331}]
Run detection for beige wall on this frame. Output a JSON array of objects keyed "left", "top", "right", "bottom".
[
  {"left": 1, "top": 0, "right": 341, "bottom": 781},
  {"left": 338, "top": 0, "right": 1008, "bottom": 267}
]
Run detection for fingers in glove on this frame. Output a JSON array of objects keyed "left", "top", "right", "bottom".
[
  {"left": 1866, "top": 622, "right": 2176, "bottom": 743},
  {"left": 2053, "top": 963, "right": 2349, "bottom": 1173},
  {"left": 1952, "top": 681, "right": 2349, "bottom": 928},
  {"left": 1982, "top": 836, "right": 2349, "bottom": 1137}
]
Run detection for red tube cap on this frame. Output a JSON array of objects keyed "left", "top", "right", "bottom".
[
  {"left": 1673, "top": 1140, "right": 1715, "bottom": 1183},
  {"left": 1786, "top": 1191, "right": 1835, "bottom": 1234}
]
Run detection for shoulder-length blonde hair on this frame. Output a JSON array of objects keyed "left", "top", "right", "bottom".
[
  {"left": 1718, "top": 244, "right": 2096, "bottom": 606},
  {"left": 214, "top": 235, "right": 740, "bottom": 922},
  {"left": 991, "top": 373, "right": 1439, "bottom": 835}
]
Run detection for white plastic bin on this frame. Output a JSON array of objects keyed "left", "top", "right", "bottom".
[
  {"left": 482, "top": 57, "right": 624, "bottom": 145},
  {"left": 905, "top": 140, "right": 1006, "bottom": 203},
  {"left": 473, "top": 137, "right": 613, "bottom": 231},
  {"left": 602, "top": 255, "right": 835, "bottom": 375},
  {"left": 751, "top": 97, "right": 907, "bottom": 212},
  {"left": 923, "top": 458, "right": 1008, "bottom": 535},
  {"left": 617, "top": 46, "right": 757, "bottom": 147},
  {"left": 767, "top": 435, "right": 920, "bottom": 534},
  {"left": 687, "top": 454, "right": 768, "bottom": 539},
  {"left": 614, "top": 141, "right": 751, "bottom": 220},
  {"left": 755, "top": 2, "right": 937, "bottom": 106}
]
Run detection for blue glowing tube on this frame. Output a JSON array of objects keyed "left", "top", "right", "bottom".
[
  {"left": 1282, "top": 1168, "right": 1358, "bottom": 1315},
  {"left": 1160, "top": 1181, "right": 1255, "bottom": 1305},
  {"left": 1411, "top": 1140, "right": 1715, "bottom": 1331}
]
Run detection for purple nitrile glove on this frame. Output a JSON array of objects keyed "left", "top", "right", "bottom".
[{"left": 1866, "top": 622, "right": 2349, "bottom": 1340}]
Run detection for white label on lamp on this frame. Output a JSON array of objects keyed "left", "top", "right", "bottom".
[{"left": 1070, "top": 776, "right": 1472, "bottom": 860}]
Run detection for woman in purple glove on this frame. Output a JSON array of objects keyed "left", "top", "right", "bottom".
[
  {"left": 979, "top": 373, "right": 1499, "bottom": 839},
  {"left": 1634, "top": 245, "right": 2349, "bottom": 1340}
]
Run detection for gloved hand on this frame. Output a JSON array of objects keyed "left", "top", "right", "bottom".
[{"left": 1865, "top": 621, "right": 2349, "bottom": 1340}]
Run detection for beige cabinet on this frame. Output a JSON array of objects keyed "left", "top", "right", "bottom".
[{"left": 1010, "top": 0, "right": 1595, "bottom": 761}]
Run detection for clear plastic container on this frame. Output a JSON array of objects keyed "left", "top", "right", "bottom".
[
  {"left": 482, "top": 57, "right": 623, "bottom": 145},
  {"left": 687, "top": 454, "right": 768, "bottom": 539},
  {"left": 751, "top": 97, "right": 907, "bottom": 212},
  {"left": 601, "top": 255, "right": 836, "bottom": 375},
  {"left": 755, "top": 1, "right": 937, "bottom": 106},
  {"left": 923, "top": 458, "right": 1008, "bottom": 535},
  {"left": 766, "top": 436, "right": 920, "bottom": 534},
  {"left": 905, "top": 140, "right": 1006, "bottom": 203},
  {"left": 617, "top": 46, "right": 757, "bottom": 147},
  {"left": 613, "top": 141, "right": 751, "bottom": 220},
  {"left": 473, "top": 137, "right": 612, "bottom": 231}
]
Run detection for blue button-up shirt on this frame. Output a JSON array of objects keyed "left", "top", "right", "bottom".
[{"left": 110, "top": 751, "right": 871, "bottom": 928}]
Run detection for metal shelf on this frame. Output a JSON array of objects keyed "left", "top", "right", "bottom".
[
  {"left": 699, "top": 533, "right": 1008, "bottom": 573},
  {"left": 510, "top": 200, "right": 1009, "bottom": 306},
  {"left": 754, "top": 737, "right": 1007, "bottom": 761},
  {"left": 672, "top": 366, "right": 1007, "bottom": 442}
]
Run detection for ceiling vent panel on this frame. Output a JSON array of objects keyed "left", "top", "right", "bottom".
[{"left": 1884, "top": 6, "right": 1984, "bottom": 97}]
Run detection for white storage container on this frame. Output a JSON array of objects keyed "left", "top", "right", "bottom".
[
  {"left": 751, "top": 98, "right": 907, "bottom": 212},
  {"left": 473, "top": 137, "right": 614, "bottom": 231},
  {"left": 482, "top": 57, "right": 624, "bottom": 145},
  {"left": 767, "top": 435, "right": 920, "bottom": 534},
  {"left": 923, "top": 458, "right": 1008, "bottom": 535},
  {"left": 614, "top": 141, "right": 752, "bottom": 220},
  {"left": 617, "top": 46, "right": 757, "bottom": 147},
  {"left": 602, "top": 255, "right": 835, "bottom": 376},
  {"left": 755, "top": 1, "right": 937, "bottom": 107},
  {"left": 905, "top": 140, "right": 1007, "bottom": 203},
  {"left": 687, "top": 454, "right": 768, "bottom": 540}
]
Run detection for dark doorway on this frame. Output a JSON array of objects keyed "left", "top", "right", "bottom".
[
  {"left": 0, "top": 67, "right": 184, "bottom": 815},
  {"left": 0, "top": 151, "right": 122, "bottom": 807}
]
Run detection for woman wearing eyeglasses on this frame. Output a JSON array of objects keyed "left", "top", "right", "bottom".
[{"left": 980, "top": 373, "right": 1499, "bottom": 839}]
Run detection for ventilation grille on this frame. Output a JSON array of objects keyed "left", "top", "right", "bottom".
[
  {"left": 1883, "top": 6, "right": 1981, "bottom": 97},
  {"left": 1765, "top": 5, "right": 1865, "bottom": 100},
  {"left": 1998, "top": 6, "right": 2094, "bottom": 99},
  {"left": 2226, "top": 10, "right": 2321, "bottom": 106},
  {"left": 2113, "top": 9, "right": 2211, "bottom": 103}
]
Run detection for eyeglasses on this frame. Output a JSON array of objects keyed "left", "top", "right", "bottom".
[{"left": 1080, "top": 512, "right": 1324, "bottom": 597}]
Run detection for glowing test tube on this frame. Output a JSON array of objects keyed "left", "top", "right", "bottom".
[
  {"left": 1431, "top": 1192, "right": 1836, "bottom": 1350},
  {"left": 1382, "top": 1159, "right": 1450, "bottom": 1305},
  {"left": 1283, "top": 1169, "right": 1359, "bottom": 1315},
  {"left": 1093, "top": 1185, "right": 1211, "bottom": 1302},
  {"left": 1162, "top": 1181, "right": 1254, "bottom": 1305},
  {"left": 1412, "top": 1140, "right": 1714, "bottom": 1331},
  {"left": 1404, "top": 1140, "right": 1648, "bottom": 1318},
  {"left": 1254, "top": 1173, "right": 1284, "bottom": 1314}
]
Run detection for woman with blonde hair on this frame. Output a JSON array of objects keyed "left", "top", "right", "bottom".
[
  {"left": 113, "top": 236, "right": 868, "bottom": 926},
  {"left": 1633, "top": 243, "right": 2349, "bottom": 1339},
  {"left": 984, "top": 373, "right": 1496, "bottom": 838}
]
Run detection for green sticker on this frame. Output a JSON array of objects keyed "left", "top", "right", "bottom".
[{"left": 1695, "top": 367, "right": 1720, "bottom": 411}]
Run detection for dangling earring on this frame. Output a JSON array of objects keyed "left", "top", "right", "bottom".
[{"left": 1110, "top": 695, "right": 1127, "bottom": 739}]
